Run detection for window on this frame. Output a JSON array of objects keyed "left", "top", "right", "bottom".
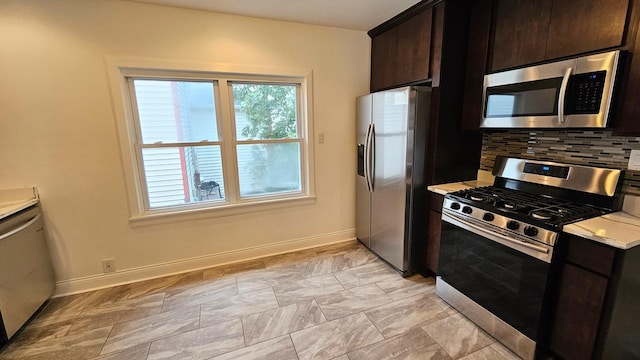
[
  {"left": 113, "top": 65, "right": 314, "bottom": 219},
  {"left": 231, "top": 83, "right": 302, "bottom": 197}
]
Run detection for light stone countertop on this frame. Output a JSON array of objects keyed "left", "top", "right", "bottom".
[
  {"left": 564, "top": 194, "right": 640, "bottom": 250},
  {"left": 426, "top": 170, "right": 494, "bottom": 195},
  {"left": 0, "top": 187, "right": 39, "bottom": 221}
]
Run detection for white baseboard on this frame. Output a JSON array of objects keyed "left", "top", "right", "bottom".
[{"left": 53, "top": 228, "right": 356, "bottom": 297}]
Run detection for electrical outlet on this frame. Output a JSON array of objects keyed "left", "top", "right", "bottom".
[
  {"left": 102, "top": 259, "right": 116, "bottom": 273},
  {"left": 318, "top": 133, "right": 325, "bottom": 144}
]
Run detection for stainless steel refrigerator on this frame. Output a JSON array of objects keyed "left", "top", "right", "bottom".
[{"left": 356, "top": 86, "right": 430, "bottom": 275}]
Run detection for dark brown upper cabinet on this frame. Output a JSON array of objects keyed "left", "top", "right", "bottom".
[
  {"left": 461, "top": 0, "right": 493, "bottom": 130},
  {"left": 490, "top": 0, "right": 552, "bottom": 72},
  {"left": 370, "top": 27, "right": 399, "bottom": 92},
  {"left": 490, "top": 0, "right": 630, "bottom": 72},
  {"left": 546, "top": 0, "right": 628, "bottom": 60},
  {"left": 370, "top": 7, "right": 433, "bottom": 92},
  {"left": 616, "top": 14, "right": 640, "bottom": 135}
]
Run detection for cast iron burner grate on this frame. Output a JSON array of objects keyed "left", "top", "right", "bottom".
[{"left": 450, "top": 186, "right": 605, "bottom": 226}]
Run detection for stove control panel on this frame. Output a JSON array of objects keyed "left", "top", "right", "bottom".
[
  {"left": 443, "top": 199, "right": 557, "bottom": 247},
  {"left": 523, "top": 162, "right": 570, "bottom": 179}
]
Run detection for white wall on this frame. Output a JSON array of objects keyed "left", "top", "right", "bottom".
[{"left": 0, "top": 0, "right": 370, "bottom": 294}]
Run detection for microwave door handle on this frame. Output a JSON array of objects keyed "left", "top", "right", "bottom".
[{"left": 558, "top": 67, "right": 573, "bottom": 124}]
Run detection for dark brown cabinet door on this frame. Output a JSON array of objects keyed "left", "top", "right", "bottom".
[
  {"left": 546, "top": 0, "right": 629, "bottom": 60},
  {"left": 490, "top": 0, "right": 552, "bottom": 71},
  {"left": 396, "top": 8, "right": 432, "bottom": 86},
  {"left": 426, "top": 193, "right": 444, "bottom": 274},
  {"left": 550, "top": 263, "right": 609, "bottom": 360},
  {"left": 371, "top": 27, "right": 399, "bottom": 92},
  {"left": 370, "top": 8, "right": 432, "bottom": 92},
  {"left": 491, "top": 0, "right": 629, "bottom": 72},
  {"left": 461, "top": 0, "right": 493, "bottom": 130},
  {"left": 426, "top": 211, "right": 442, "bottom": 274},
  {"left": 616, "top": 18, "right": 640, "bottom": 135}
]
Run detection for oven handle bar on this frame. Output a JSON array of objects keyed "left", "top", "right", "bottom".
[
  {"left": 0, "top": 214, "right": 41, "bottom": 242},
  {"left": 442, "top": 211, "right": 553, "bottom": 263}
]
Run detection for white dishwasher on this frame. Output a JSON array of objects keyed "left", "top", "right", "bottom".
[{"left": 0, "top": 203, "right": 55, "bottom": 343}]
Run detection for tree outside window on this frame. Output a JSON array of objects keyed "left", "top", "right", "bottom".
[{"left": 232, "top": 83, "right": 302, "bottom": 197}]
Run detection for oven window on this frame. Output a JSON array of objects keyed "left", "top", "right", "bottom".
[
  {"left": 485, "top": 78, "right": 562, "bottom": 118},
  {"left": 439, "top": 222, "right": 550, "bottom": 340}
]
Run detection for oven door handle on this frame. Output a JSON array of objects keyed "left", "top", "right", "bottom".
[
  {"left": 0, "top": 214, "right": 41, "bottom": 241},
  {"left": 442, "top": 211, "right": 552, "bottom": 263}
]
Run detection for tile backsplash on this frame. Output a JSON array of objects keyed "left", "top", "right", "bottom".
[{"left": 480, "top": 130, "right": 640, "bottom": 195}]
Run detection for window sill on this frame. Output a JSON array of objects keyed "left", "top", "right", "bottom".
[{"left": 128, "top": 195, "right": 317, "bottom": 227}]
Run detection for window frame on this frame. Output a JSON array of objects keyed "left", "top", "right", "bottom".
[
  {"left": 128, "top": 78, "right": 228, "bottom": 211},
  {"left": 228, "top": 81, "right": 305, "bottom": 201},
  {"left": 107, "top": 58, "right": 316, "bottom": 224}
]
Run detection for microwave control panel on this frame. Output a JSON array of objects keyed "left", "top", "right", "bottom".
[{"left": 566, "top": 70, "right": 606, "bottom": 114}]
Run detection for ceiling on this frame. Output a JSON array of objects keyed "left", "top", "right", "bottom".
[{"left": 128, "top": 0, "right": 422, "bottom": 31}]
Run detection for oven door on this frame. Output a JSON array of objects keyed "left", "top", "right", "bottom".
[{"left": 439, "top": 211, "right": 552, "bottom": 341}]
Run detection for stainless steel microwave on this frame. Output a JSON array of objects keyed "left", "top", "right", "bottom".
[{"left": 481, "top": 50, "right": 621, "bottom": 128}]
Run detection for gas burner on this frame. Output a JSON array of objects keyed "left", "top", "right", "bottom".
[
  {"left": 497, "top": 201, "right": 526, "bottom": 211},
  {"left": 531, "top": 210, "right": 554, "bottom": 220},
  {"left": 470, "top": 194, "right": 487, "bottom": 202}
]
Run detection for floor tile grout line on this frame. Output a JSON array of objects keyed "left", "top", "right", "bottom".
[
  {"left": 96, "top": 324, "right": 116, "bottom": 357},
  {"left": 313, "top": 294, "right": 331, "bottom": 325},
  {"left": 352, "top": 313, "right": 386, "bottom": 354},
  {"left": 362, "top": 310, "right": 385, "bottom": 339},
  {"left": 100, "top": 305, "right": 203, "bottom": 356},
  {"left": 240, "top": 312, "right": 248, "bottom": 348},
  {"left": 143, "top": 342, "right": 152, "bottom": 360},
  {"left": 288, "top": 333, "right": 302, "bottom": 360},
  {"left": 466, "top": 342, "right": 503, "bottom": 360}
]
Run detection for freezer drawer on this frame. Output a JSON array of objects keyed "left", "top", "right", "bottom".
[{"left": 0, "top": 205, "right": 55, "bottom": 341}]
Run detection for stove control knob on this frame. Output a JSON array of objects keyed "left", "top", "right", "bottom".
[
  {"left": 483, "top": 213, "right": 495, "bottom": 222},
  {"left": 524, "top": 226, "right": 539, "bottom": 237},
  {"left": 450, "top": 202, "right": 461, "bottom": 210},
  {"left": 507, "top": 221, "right": 520, "bottom": 231},
  {"left": 462, "top": 206, "right": 473, "bottom": 214}
]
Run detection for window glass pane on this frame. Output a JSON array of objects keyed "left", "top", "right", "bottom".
[
  {"left": 232, "top": 83, "right": 298, "bottom": 140},
  {"left": 141, "top": 146, "right": 225, "bottom": 208},
  {"left": 237, "top": 142, "right": 301, "bottom": 197},
  {"left": 133, "top": 80, "right": 219, "bottom": 143}
]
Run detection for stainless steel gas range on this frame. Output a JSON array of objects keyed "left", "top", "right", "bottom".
[{"left": 436, "top": 156, "right": 624, "bottom": 360}]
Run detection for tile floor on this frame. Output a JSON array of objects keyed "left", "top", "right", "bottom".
[{"left": 0, "top": 241, "right": 522, "bottom": 360}]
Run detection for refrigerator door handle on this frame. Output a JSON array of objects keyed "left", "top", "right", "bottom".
[
  {"left": 364, "top": 124, "right": 372, "bottom": 192},
  {"left": 367, "top": 124, "right": 375, "bottom": 192}
]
